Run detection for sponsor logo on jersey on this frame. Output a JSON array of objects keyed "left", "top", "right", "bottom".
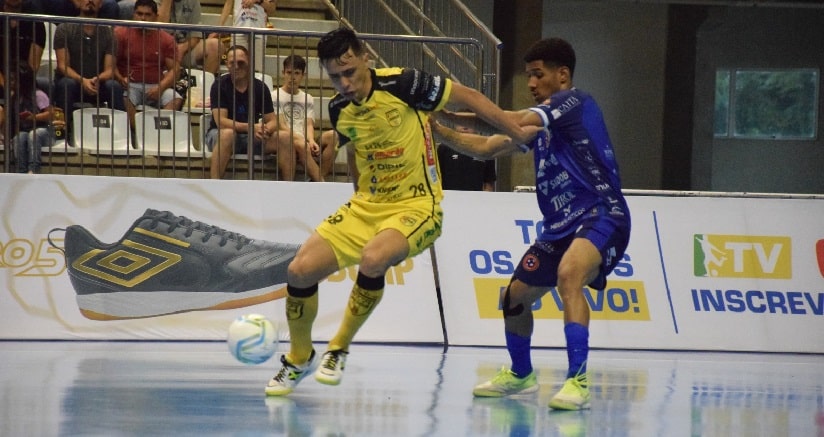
[
  {"left": 371, "top": 162, "right": 406, "bottom": 171},
  {"left": 386, "top": 109, "right": 401, "bottom": 127}
]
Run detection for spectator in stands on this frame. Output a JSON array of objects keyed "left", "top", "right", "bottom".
[
  {"left": 114, "top": 0, "right": 182, "bottom": 118},
  {"left": 121, "top": 0, "right": 222, "bottom": 75},
  {"left": 34, "top": 0, "right": 123, "bottom": 20},
  {"left": 272, "top": 54, "right": 327, "bottom": 180},
  {"left": 10, "top": 64, "right": 60, "bottom": 174},
  {"left": 207, "top": 45, "right": 319, "bottom": 181},
  {"left": 219, "top": 0, "right": 276, "bottom": 72},
  {"left": 154, "top": 0, "right": 222, "bottom": 75},
  {"left": 0, "top": 0, "right": 46, "bottom": 144},
  {"left": 437, "top": 115, "right": 497, "bottom": 191},
  {"left": 53, "top": 0, "right": 126, "bottom": 141}
]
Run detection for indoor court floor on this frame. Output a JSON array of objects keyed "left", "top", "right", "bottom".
[{"left": 1, "top": 341, "right": 822, "bottom": 436}]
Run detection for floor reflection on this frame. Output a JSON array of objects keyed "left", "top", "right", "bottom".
[{"left": 0, "top": 342, "right": 821, "bottom": 436}]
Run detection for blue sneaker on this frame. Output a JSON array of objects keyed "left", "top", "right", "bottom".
[{"left": 50, "top": 209, "right": 299, "bottom": 320}]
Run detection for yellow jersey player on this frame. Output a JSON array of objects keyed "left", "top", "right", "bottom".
[{"left": 265, "top": 27, "right": 536, "bottom": 396}]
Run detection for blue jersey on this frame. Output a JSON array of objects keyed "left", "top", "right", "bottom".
[{"left": 521, "top": 88, "right": 630, "bottom": 240}]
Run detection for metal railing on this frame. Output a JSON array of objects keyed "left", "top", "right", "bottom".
[
  {"left": 0, "top": 13, "right": 486, "bottom": 181},
  {"left": 324, "top": 0, "right": 502, "bottom": 101}
]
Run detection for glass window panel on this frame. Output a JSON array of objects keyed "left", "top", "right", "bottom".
[
  {"left": 732, "top": 69, "right": 818, "bottom": 139},
  {"left": 714, "top": 69, "right": 730, "bottom": 137}
]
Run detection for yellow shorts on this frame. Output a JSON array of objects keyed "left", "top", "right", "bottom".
[{"left": 316, "top": 196, "right": 444, "bottom": 268}]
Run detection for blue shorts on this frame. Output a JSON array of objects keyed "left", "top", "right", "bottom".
[
  {"left": 513, "top": 212, "right": 630, "bottom": 290},
  {"left": 205, "top": 129, "right": 263, "bottom": 155}
]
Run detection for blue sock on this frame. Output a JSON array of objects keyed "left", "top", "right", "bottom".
[
  {"left": 505, "top": 330, "right": 533, "bottom": 378},
  {"left": 565, "top": 322, "right": 589, "bottom": 378}
]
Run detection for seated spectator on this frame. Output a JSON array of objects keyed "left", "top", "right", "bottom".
[
  {"left": 272, "top": 54, "right": 327, "bottom": 180},
  {"left": 156, "top": 0, "right": 222, "bottom": 76},
  {"left": 32, "top": 0, "right": 123, "bottom": 20},
  {"left": 10, "top": 64, "right": 61, "bottom": 174},
  {"left": 437, "top": 115, "right": 497, "bottom": 191},
  {"left": 219, "top": 0, "right": 276, "bottom": 72},
  {"left": 52, "top": 0, "right": 126, "bottom": 140},
  {"left": 318, "top": 129, "right": 341, "bottom": 179},
  {"left": 114, "top": 0, "right": 182, "bottom": 118},
  {"left": 207, "top": 45, "right": 318, "bottom": 181},
  {"left": 0, "top": 0, "right": 46, "bottom": 144},
  {"left": 26, "top": 0, "right": 120, "bottom": 20}
]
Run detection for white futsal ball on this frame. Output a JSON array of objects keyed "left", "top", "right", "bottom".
[{"left": 227, "top": 314, "right": 278, "bottom": 365}]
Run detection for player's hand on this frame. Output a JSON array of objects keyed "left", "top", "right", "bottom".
[{"left": 241, "top": 0, "right": 257, "bottom": 7}]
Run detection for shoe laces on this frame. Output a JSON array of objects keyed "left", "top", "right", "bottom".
[
  {"left": 150, "top": 211, "right": 250, "bottom": 249},
  {"left": 273, "top": 355, "right": 300, "bottom": 382},
  {"left": 491, "top": 367, "right": 518, "bottom": 384},
  {"left": 564, "top": 375, "right": 588, "bottom": 392},
  {"left": 321, "top": 350, "right": 345, "bottom": 370}
]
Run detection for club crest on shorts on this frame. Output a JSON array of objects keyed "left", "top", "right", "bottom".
[
  {"left": 522, "top": 253, "right": 540, "bottom": 272},
  {"left": 400, "top": 215, "right": 417, "bottom": 227}
]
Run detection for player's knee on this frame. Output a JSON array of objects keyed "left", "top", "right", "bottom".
[
  {"left": 357, "top": 261, "right": 389, "bottom": 279},
  {"left": 287, "top": 259, "right": 312, "bottom": 287},
  {"left": 358, "top": 252, "right": 393, "bottom": 278},
  {"left": 501, "top": 283, "right": 525, "bottom": 318}
]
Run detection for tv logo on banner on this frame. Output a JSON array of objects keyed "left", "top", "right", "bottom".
[{"left": 693, "top": 234, "right": 791, "bottom": 279}]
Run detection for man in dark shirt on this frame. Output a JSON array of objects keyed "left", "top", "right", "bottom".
[
  {"left": 27, "top": 0, "right": 122, "bottom": 19},
  {"left": 437, "top": 118, "right": 496, "bottom": 191},
  {"left": 52, "top": 0, "right": 125, "bottom": 135}
]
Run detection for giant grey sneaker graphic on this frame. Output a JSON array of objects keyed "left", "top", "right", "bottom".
[{"left": 51, "top": 209, "right": 299, "bottom": 321}]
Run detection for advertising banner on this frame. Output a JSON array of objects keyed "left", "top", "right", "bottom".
[
  {"left": 0, "top": 174, "right": 443, "bottom": 343},
  {"left": 436, "top": 190, "right": 824, "bottom": 353}
]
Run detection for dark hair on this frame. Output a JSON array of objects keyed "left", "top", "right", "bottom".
[
  {"left": 283, "top": 54, "right": 306, "bottom": 72},
  {"left": 317, "top": 27, "right": 363, "bottom": 63},
  {"left": 225, "top": 44, "right": 249, "bottom": 58},
  {"left": 523, "top": 38, "right": 576, "bottom": 78},
  {"left": 134, "top": 0, "right": 158, "bottom": 14},
  {"left": 14, "top": 63, "right": 34, "bottom": 95}
]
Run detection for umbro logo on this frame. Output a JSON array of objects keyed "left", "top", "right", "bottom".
[{"left": 72, "top": 228, "right": 186, "bottom": 287}]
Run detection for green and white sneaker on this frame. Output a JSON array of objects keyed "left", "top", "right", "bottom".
[
  {"left": 265, "top": 350, "right": 318, "bottom": 396},
  {"left": 548, "top": 374, "right": 590, "bottom": 410},
  {"left": 473, "top": 367, "right": 539, "bottom": 397},
  {"left": 315, "top": 349, "right": 348, "bottom": 385}
]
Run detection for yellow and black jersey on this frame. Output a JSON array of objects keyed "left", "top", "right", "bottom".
[{"left": 328, "top": 67, "right": 453, "bottom": 204}]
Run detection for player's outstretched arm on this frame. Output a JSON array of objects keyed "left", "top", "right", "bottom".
[
  {"left": 431, "top": 120, "right": 520, "bottom": 159},
  {"left": 439, "top": 106, "right": 542, "bottom": 137},
  {"left": 447, "top": 83, "right": 533, "bottom": 144}
]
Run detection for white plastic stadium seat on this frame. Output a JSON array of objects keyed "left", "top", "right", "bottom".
[
  {"left": 255, "top": 72, "right": 274, "bottom": 90},
  {"left": 42, "top": 139, "right": 79, "bottom": 154},
  {"left": 183, "top": 69, "right": 215, "bottom": 114},
  {"left": 135, "top": 110, "right": 205, "bottom": 158},
  {"left": 72, "top": 108, "right": 135, "bottom": 156}
]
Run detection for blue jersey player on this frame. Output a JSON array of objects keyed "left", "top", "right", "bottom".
[{"left": 433, "top": 37, "right": 631, "bottom": 410}]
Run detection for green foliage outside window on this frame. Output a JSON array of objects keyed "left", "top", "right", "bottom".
[{"left": 714, "top": 69, "right": 818, "bottom": 140}]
